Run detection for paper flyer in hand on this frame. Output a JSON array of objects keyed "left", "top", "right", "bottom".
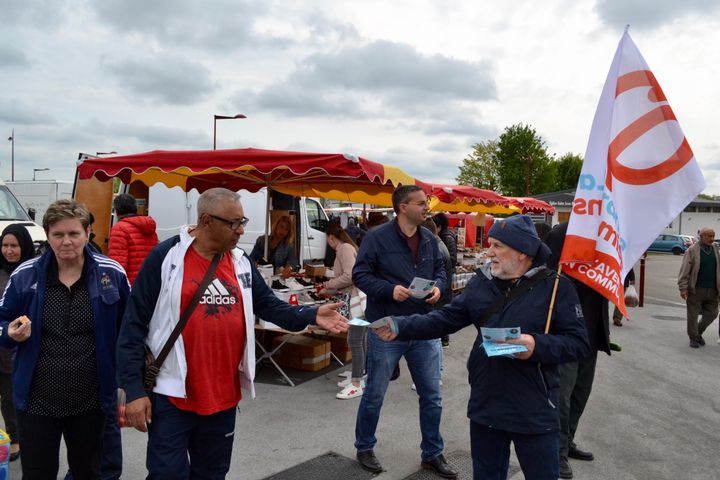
[
  {"left": 409, "top": 277, "right": 436, "bottom": 298},
  {"left": 348, "top": 318, "right": 370, "bottom": 327},
  {"left": 369, "top": 317, "right": 393, "bottom": 329},
  {"left": 480, "top": 326, "right": 528, "bottom": 357}
]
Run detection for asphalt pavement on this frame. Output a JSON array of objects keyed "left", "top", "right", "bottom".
[{"left": 10, "top": 253, "right": 720, "bottom": 479}]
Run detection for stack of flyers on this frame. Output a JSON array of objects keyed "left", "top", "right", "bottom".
[
  {"left": 409, "top": 277, "right": 436, "bottom": 298},
  {"left": 480, "top": 326, "right": 528, "bottom": 358}
]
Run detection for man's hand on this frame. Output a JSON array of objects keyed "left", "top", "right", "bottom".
[
  {"left": 502, "top": 334, "right": 536, "bottom": 360},
  {"left": 393, "top": 286, "right": 411, "bottom": 302},
  {"left": 8, "top": 317, "right": 31, "bottom": 342},
  {"left": 680, "top": 290, "right": 688, "bottom": 300},
  {"left": 374, "top": 325, "right": 397, "bottom": 341},
  {"left": 125, "top": 397, "right": 152, "bottom": 432},
  {"left": 316, "top": 302, "right": 349, "bottom": 333},
  {"left": 425, "top": 286, "right": 441, "bottom": 305}
]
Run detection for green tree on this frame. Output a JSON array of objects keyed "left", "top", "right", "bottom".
[
  {"left": 455, "top": 140, "right": 501, "bottom": 191},
  {"left": 551, "top": 152, "right": 584, "bottom": 191},
  {"left": 495, "top": 124, "right": 554, "bottom": 196}
]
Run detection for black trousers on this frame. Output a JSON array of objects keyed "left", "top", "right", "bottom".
[
  {"left": 0, "top": 373, "right": 17, "bottom": 444},
  {"left": 17, "top": 408, "right": 106, "bottom": 480}
]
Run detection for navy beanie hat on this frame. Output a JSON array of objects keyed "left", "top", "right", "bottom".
[{"left": 488, "top": 215, "right": 551, "bottom": 263}]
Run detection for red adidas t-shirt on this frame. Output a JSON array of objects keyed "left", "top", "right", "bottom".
[{"left": 168, "top": 247, "right": 246, "bottom": 415}]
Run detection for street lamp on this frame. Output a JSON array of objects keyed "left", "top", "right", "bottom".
[
  {"left": 213, "top": 114, "right": 246, "bottom": 150},
  {"left": 33, "top": 168, "right": 50, "bottom": 181},
  {"left": 7, "top": 129, "right": 14, "bottom": 181}
]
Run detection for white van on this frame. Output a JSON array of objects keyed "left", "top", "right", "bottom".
[
  {"left": 6, "top": 180, "right": 74, "bottom": 228},
  {"left": 0, "top": 179, "right": 47, "bottom": 247},
  {"left": 147, "top": 184, "right": 329, "bottom": 266}
]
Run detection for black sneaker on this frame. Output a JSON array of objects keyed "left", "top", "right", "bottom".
[
  {"left": 689, "top": 339, "right": 700, "bottom": 348},
  {"left": 271, "top": 280, "right": 287, "bottom": 290},
  {"left": 698, "top": 336, "right": 706, "bottom": 346}
]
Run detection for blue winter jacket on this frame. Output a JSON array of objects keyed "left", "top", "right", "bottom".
[
  {"left": 352, "top": 220, "right": 446, "bottom": 321},
  {"left": 0, "top": 247, "right": 130, "bottom": 414},
  {"left": 393, "top": 263, "right": 589, "bottom": 434}
]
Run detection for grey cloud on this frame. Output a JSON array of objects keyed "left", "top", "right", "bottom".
[
  {"left": 235, "top": 40, "right": 496, "bottom": 122},
  {"left": 429, "top": 140, "right": 463, "bottom": 153},
  {"left": 0, "top": 99, "right": 57, "bottom": 125},
  {"left": 0, "top": 45, "right": 30, "bottom": 68},
  {"left": 104, "top": 56, "right": 214, "bottom": 105},
  {"left": 100, "top": 122, "right": 208, "bottom": 148},
  {"left": 297, "top": 40, "right": 496, "bottom": 102},
  {"left": 420, "top": 117, "right": 497, "bottom": 138},
  {"left": 0, "top": 0, "right": 67, "bottom": 28},
  {"left": 595, "top": 0, "right": 720, "bottom": 29},
  {"left": 241, "top": 85, "right": 365, "bottom": 117},
  {"left": 90, "top": 0, "right": 280, "bottom": 50}
]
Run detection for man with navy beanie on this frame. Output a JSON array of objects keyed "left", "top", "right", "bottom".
[{"left": 374, "top": 215, "right": 590, "bottom": 480}]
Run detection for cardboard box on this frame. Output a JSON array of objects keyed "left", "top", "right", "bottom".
[
  {"left": 303, "top": 264, "right": 326, "bottom": 278},
  {"left": 271, "top": 334, "right": 331, "bottom": 372},
  {"left": 311, "top": 332, "right": 352, "bottom": 362}
]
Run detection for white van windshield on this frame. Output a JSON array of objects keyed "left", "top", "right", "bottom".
[{"left": 0, "top": 186, "right": 31, "bottom": 221}]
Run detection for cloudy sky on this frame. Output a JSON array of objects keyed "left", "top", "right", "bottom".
[{"left": 2, "top": 0, "right": 720, "bottom": 193}]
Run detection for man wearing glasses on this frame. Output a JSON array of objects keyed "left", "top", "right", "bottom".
[
  {"left": 116, "top": 188, "right": 349, "bottom": 479},
  {"left": 352, "top": 185, "right": 456, "bottom": 478}
]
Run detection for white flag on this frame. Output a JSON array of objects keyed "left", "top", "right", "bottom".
[{"left": 560, "top": 29, "right": 705, "bottom": 316}]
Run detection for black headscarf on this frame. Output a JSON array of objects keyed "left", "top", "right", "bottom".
[{"left": 0, "top": 224, "right": 36, "bottom": 274}]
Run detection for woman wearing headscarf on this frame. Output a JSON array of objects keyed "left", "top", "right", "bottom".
[{"left": 0, "top": 224, "right": 36, "bottom": 462}]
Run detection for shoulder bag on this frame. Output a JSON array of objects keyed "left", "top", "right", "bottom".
[{"left": 143, "top": 253, "right": 222, "bottom": 396}]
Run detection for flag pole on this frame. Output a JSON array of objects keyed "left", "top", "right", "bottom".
[{"left": 544, "top": 264, "right": 562, "bottom": 334}]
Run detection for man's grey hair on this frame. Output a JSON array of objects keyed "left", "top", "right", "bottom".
[{"left": 197, "top": 188, "right": 241, "bottom": 217}]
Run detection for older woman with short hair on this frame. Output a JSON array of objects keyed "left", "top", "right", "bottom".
[{"left": 0, "top": 199, "right": 130, "bottom": 480}]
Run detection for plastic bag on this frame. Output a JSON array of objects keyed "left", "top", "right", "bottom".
[{"left": 624, "top": 284, "right": 639, "bottom": 308}]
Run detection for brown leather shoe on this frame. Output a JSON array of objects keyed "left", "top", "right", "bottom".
[{"left": 421, "top": 453, "right": 458, "bottom": 479}]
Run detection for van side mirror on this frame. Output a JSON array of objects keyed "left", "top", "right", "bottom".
[{"left": 28, "top": 208, "right": 36, "bottom": 221}]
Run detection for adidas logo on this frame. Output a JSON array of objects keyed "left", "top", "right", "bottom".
[{"left": 199, "top": 278, "right": 238, "bottom": 305}]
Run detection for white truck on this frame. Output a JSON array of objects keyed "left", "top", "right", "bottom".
[
  {"left": 6, "top": 180, "right": 74, "bottom": 227},
  {"left": 146, "top": 184, "right": 329, "bottom": 265},
  {"left": 0, "top": 179, "right": 47, "bottom": 246}
]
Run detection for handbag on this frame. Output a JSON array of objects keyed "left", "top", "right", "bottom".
[
  {"left": 624, "top": 284, "right": 639, "bottom": 308},
  {"left": 142, "top": 253, "right": 222, "bottom": 396}
]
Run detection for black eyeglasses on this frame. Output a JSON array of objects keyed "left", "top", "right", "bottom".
[{"left": 208, "top": 214, "right": 249, "bottom": 229}]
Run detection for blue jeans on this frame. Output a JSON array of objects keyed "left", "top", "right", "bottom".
[
  {"left": 355, "top": 331, "right": 444, "bottom": 461},
  {"left": 146, "top": 394, "right": 237, "bottom": 480}
]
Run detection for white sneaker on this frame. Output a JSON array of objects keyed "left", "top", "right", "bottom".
[
  {"left": 336, "top": 383, "right": 363, "bottom": 399},
  {"left": 338, "top": 370, "right": 351, "bottom": 378}
]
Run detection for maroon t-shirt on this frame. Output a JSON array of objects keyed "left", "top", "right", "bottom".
[{"left": 403, "top": 229, "right": 421, "bottom": 264}]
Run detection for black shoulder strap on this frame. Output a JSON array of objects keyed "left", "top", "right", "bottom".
[
  {"left": 153, "top": 253, "right": 222, "bottom": 368},
  {"left": 478, "top": 268, "right": 552, "bottom": 326}
]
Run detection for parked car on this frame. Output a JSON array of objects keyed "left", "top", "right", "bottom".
[
  {"left": 648, "top": 234, "right": 688, "bottom": 255},
  {"left": 680, "top": 235, "right": 696, "bottom": 246}
]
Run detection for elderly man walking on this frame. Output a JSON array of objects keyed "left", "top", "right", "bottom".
[
  {"left": 117, "top": 188, "right": 348, "bottom": 479},
  {"left": 678, "top": 227, "right": 720, "bottom": 348},
  {"left": 374, "top": 214, "right": 589, "bottom": 480}
]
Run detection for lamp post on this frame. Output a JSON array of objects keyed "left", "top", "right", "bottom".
[
  {"left": 7, "top": 129, "right": 14, "bottom": 181},
  {"left": 33, "top": 168, "right": 50, "bottom": 181},
  {"left": 213, "top": 114, "right": 246, "bottom": 150}
]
